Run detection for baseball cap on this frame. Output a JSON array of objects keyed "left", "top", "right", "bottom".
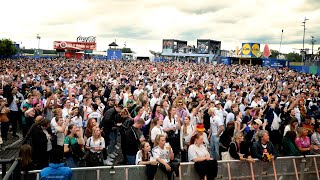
[
  {"left": 253, "top": 119, "right": 263, "bottom": 126},
  {"left": 215, "top": 100, "right": 221, "bottom": 105}
]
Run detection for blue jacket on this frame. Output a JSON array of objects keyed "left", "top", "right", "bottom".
[{"left": 40, "top": 163, "right": 72, "bottom": 180}]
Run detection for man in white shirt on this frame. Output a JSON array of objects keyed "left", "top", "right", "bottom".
[
  {"left": 225, "top": 103, "right": 239, "bottom": 126},
  {"left": 133, "top": 83, "right": 144, "bottom": 98},
  {"left": 62, "top": 99, "right": 73, "bottom": 120},
  {"left": 209, "top": 108, "right": 224, "bottom": 160},
  {"left": 214, "top": 101, "right": 227, "bottom": 123},
  {"left": 88, "top": 104, "right": 102, "bottom": 125},
  {"left": 150, "top": 92, "right": 160, "bottom": 110}
]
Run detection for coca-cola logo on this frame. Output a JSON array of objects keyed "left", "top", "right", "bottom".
[
  {"left": 60, "top": 41, "right": 67, "bottom": 48},
  {"left": 77, "top": 36, "right": 96, "bottom": 42}
]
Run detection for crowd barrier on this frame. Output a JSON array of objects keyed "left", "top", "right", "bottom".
[{"left": 1, "top": 155, "right": 319, "bottom": 180}]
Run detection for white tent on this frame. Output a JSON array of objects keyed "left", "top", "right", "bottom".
[{"left": 134, "top": 50, "right": 155, "bottom": 61}]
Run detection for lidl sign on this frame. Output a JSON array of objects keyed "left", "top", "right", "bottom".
[{"left": 241, "top": 43, "right": 260, "bottom": 58}]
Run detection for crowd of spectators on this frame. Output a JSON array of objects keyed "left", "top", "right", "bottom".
[{"left": 0, "top": 58, "right": 320, "bottom": 180}]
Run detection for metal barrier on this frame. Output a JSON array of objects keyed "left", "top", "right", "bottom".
[
  {"left": 0, "top": 158, "right": 15, "bottom": 179},
  {"left": 1, "top": 155, "right": 320, "bottom": 180}
]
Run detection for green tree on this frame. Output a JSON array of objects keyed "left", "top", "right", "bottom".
[
  {"left": 270, "top": 49, "right": 280, "bottom": 58},
  {"left": 286, "top": 52, "right": 302, "bottom": 62},
  {"left": 121, "top": 48, "right": 133, "bottom": 53},
  {"left": 0, "top": 39, "right": 18, "bottom": 58}
]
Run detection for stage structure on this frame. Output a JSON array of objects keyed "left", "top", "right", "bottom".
[{"left": 161, "top": 39, "right": 221, "bottom": 63}]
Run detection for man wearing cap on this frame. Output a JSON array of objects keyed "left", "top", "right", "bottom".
[
  {"left": 214, "top": 101, "right": 227, "bottom": 124},
  {"left": 208, "top": 108, "right": 224, "bottom": 160},
  {"left": 245, "top": 119, "right": 263, "bottom": 146}
]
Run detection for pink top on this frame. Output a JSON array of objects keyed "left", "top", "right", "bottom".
[{"left": 295, "top": 136, "right": 310, "bottom": 148}]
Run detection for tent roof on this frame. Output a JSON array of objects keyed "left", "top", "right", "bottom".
[{"left": 108, "top": 42, "right": 118, "bottom": 46}]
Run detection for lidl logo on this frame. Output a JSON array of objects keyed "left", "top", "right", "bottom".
[
  {"left": 252, "top": 44, "right": 260, "bottom": 57},
  {"left": 242, "top": 43, "right": 251, "bottom": 55}
]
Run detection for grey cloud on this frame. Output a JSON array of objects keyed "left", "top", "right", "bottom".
[
  {"left": 295, "top": 0, "right": 320, "bottom": 11},
  {"left": 178, "top": 29, "right": 208, "bottom": 41},
  {"left": 98, "top": 26, "right": 153, "bottom": 39},
  {"left": 179, "top": 6, "right": 223, "bottom": 15}
]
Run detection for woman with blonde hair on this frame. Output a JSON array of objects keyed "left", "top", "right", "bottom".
[
  {"left": 228, "top": 132, "right": 254, "bottom": 163},
  {"left": 152, "top": 134, "right": 180, "bottom": 180},
  {"left": 86, "top": 126, "right": 105, "bottom": 166},
  {"left": 295, "top": 127, "right": 318, "bottom": 155}
]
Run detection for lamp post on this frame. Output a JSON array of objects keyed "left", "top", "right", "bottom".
[
  {"left": 36, "top": 34, "right": 41, "bottom": 50},
  {"left": 301, "top": 17, "right": 309, "bottom": 65},
  {"left": 279, "top": 29, "right": 284, "bottom": 54}
]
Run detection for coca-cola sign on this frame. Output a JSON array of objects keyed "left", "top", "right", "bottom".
[{"left": 76, "top": 36, "right": 96, "bottom": 42}]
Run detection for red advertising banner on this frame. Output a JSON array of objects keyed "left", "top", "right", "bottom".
[{"left": 54, "top": 41, "right": 96, "bottom": 50}]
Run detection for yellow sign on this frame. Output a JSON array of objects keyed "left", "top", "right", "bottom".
[
  {"left": 251, "top": 43, "right": 260, "bottom": 57},
  {"left": 242, "top": 43, "right": 251, "bottom": 55}
]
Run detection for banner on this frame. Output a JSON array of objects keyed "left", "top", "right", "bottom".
[
  {"left": 54, "top": 41, "right": 96, "bottom": 50},
  {"left": 107, "top": 49, "right": 122, "bottom": 60}
]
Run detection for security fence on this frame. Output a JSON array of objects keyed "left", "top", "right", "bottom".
[{"left": 1, "top": 155, "right": 319, "bottom": 180}]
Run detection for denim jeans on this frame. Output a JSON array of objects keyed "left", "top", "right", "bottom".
[
  {"left": 108, "top": 130, "right": 117, "bottom": 154},
  {"left": 65, "top": 156, "right": 78, "bottom": 168},
  {"left": 126, "top": 155, "right": 136, "bottom": 165},
  {"left": 210, "top": 135, "right": 220, "bottom": 160}
]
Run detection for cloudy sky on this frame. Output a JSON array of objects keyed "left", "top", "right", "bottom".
[{"left": 1, "top": 0, "right": 319, "bottom": 55}]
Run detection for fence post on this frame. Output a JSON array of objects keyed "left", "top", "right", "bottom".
[
  {"left": 179, "top": 165, "right": 182, "bottom": 180},
  {"left": 313, "top": 157, "right": 320, "bottom": 180},
  {"left": 227, "top": 162, "right": 231, "bottom": 180},
  {"left": 250, "top": 163, "right": 255, "bottom": 180},
  {"left": 300, "top": 158, "right": 306, "bottom": 180},
  {"left": 1, "top": 162, "right": 6, "bottom": 178},
  {"left": 292, "top": 159, "right": 299, "bottom": 180},
  {"left": 272, "top": 159, "right": 278, "bottom": 180},
  {"left": 96, "top": 169, "right": 100, "bottom": 180}
]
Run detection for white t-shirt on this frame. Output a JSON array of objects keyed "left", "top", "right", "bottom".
[
  {"left": 224, "top": 100, "right": 232, "bottom": 110},
  {"left": 152, "top": 146, "right": 172, "bottom": 163},
  {"left": 150, "top": 97, "right": 160, "bottom": 110},
  {"left": 62, "top": 107, "right": 72, "bottom": 120},
  {"left": 210, "top": 116, "right": 224, "bottom": 136},
  {"left": 83, "top": 106, "right": 93, "bottom": 121},
  {"left": 86, "top": 136, "right": 105, "bottom": 153},
  {"left": 226, "top": 112, "right": 235, "bottom": 126},
  {"left": 180, "top": 124, "right": 194, "bottom": 149},
  {"left": 188, "top": 144, "right": 210, "bottom": 162},
  {"left": 163, "top": 116, "right": 178, "bottom": 134},
  {"left": 133, "top": 89, "right": 143, "bottom": 97},
  {"left": 71, "top": 116, "right": 83, "bottom": 128},
  {"left": 150, "top": 126, "right": 166, "bottom": 142},
  {"left": 135, "top": 150, "right": 154, "bottom": 165},
  {"left": 88, "top": 112, "right": 102, "bottom": 125}
]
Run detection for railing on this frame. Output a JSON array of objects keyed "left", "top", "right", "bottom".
[
  {"left": 0, "top": 158, "right": 16, "bottom": 179},
  {"left": 1, "top": 155, "right": 320, "bottom": 180}
]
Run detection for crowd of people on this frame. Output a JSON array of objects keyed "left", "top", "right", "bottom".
[{"left": 0, "top": 58, "right": 320, "bottom": 180}]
